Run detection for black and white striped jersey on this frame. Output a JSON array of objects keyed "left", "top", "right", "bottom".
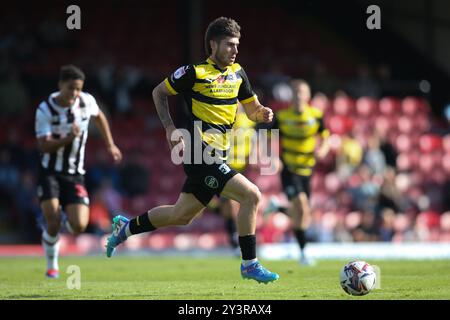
[{"left": 35, "top": 91, "right": 100, "bottom": 175}]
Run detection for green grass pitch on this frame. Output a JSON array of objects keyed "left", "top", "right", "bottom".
[{"left": 0, "top": 256, "right": 449, "bottom": 299}]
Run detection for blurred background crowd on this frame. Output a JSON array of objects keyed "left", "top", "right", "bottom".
[{"left": 0, "top": 0, "right": 449, "bottom": 249}]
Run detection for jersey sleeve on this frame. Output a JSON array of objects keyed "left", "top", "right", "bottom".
[
  {"left": 85, "top": 93, "right": 100, "bottom": 117},
  {"left": 237, "top": 67, "right": 256, "bottom": 104},
  {"left": 164, "top": 64, "right": 195, "bottom": 94},
  {"left": 35, "top": 104, "right": 52, "bottom": 138}
]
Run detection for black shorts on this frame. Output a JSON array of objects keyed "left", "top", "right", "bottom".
[
  {"left": 182, "top": 162, "right": 238, "bottom": 206},
  {"left": 281, "top": 167, "right": 311, "bottom": 201},
  {"left": 37, "top": 169, "right": 90, "bottom": 207}
]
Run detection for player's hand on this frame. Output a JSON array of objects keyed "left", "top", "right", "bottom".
[
  {"left": 257, "top": 106, "right": 273, "bottom": 123},
  {"left": 165, "top": 125, "right": 185, "bottom": 151},
  {"left": 68, "top": 123, "right": 81, "bottom": 140},
  {"left": 108, "top": 144, "right": 123, "bottom": 164}
]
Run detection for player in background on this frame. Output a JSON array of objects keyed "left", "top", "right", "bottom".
[
  {"left": 35, "top": 65, "right": 122, "bottom": 278},
  {"left": 265, "top": 79, "right": 330, "bottom": 265},
  {"left": 106, "top": 17, "right": 279, "bottom": 283}
]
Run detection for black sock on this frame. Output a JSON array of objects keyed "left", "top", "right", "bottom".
[
  {"left": 238, "top": 235, "right": 256, "bottom": 260},
  {"left": 225, "top": 217, "right": 238, "bottom": 248},
  {"left": 294, "top": 228, "right": 306, "bottom": 251},
  {"left": 129, "top": 212, "right": 157, "bottom": 235}
]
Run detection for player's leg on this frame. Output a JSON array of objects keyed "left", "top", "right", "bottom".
[
  {"left": 40, "top": 198, "right": 62, "bottom": 278},
  {"left": 221, "top": 174, "right": 279, "bottom": 283},
  {"left": 60, "top": 174, "right": 90, "bottom": 234},
  {"left": 219, "top": 197, "right": 239, "bottom": 252},
  {"left": 38, "top": 172, "right": 62, "bottom": 278},
  {"left": 289, "top": 191, "right": 313, "bottom": 265},
  {"left": 106, "top": 192, "right": 205, "bottom": 257},
  {"left": 64, "top": 204, "right": 89, "bottom": 234}
]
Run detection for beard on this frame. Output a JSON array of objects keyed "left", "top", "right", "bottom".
[{"left": 214, "top": 52, "right": 233, "bottom": 67}]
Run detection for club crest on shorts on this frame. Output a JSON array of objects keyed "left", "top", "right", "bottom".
[{"left": 204, "top": 176, "right": 219, "bottom": 189}]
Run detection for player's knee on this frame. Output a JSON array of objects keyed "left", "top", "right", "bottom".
[
  {"left": 298, "top": 193, "right": 310, "bottom": 211},
  {"left": 243, "top": 185, "right": 262, "bottom": 206},
  {"left": 68, "top": 222, "right": 87, "bottom": 234}
]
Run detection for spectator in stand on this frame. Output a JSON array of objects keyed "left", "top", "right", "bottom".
[
  {"left": 0, "top": 69, "right": 29, "bottom": 117},
  {"left": 309, "top": 62, "right": 339, "bottom": 97},
  {"left": 119, "top": 151, "right": 150, "bottom": 198},
  {"left": 379, "top": 208, "right": 396, "bottom": 241},
  {"left": 345, "top": 64, "right": 382, "bottom": 98},
  {"left": 349, "top": 165, "right": 380, "bottom": 214},
  {"left": 378, "top": 132, "right": 397, "bottom": 169},
  {"left": 351, "top": 210, "right": 381, "bottom": 242},
  {"left": 363, "top": 134, "right": 386, "bottom": 174},
  {"left": 377, "top": 167, "right": 404, "bottom": 214},
  {"left": 336, "top": 131, "right": 364, "bottom": 179}
]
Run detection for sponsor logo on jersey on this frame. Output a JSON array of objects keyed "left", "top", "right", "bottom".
[{"left": 173, "top": 66, "right": 187, "bottom": 79}]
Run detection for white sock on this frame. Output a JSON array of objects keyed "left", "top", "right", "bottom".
[
  {"left": 242, "top": 258, "right": 258, "bottom": 267},
  {"left": 42, "top": 231, "right": 60, "bottom": 270}
]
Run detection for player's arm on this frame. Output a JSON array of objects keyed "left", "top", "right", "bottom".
[
  {"left": 36, "top": 107, "right": 79, "bottom": 153},
  {"left": 237, "top": 67, "right": 273, "bottom": 123},
  {"left": 241, "top": 96, "right": 273, "bottom": 123},
  {"left": 316, "top": 117, "right": 331, "bottom": 160},
  {"left": 153, "top": 65, "right": 195, "bottom": 150},
  {"left": 152, "top": 81, "right": 176, "bottom": 130},
  {"left": 93, "top": 109, "right": 122, "bottom": 163},
  {"left": 37, "top": 126, "right": 79, "bottom": 153}
]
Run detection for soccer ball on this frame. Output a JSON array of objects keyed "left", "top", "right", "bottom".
[{"left": 339, "top": 261, "right": 376, "bottom": 296}]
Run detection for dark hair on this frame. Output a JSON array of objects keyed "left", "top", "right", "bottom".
[
  {"left": 291, "top": 79, "right": 310, "bottom": 90},
  {"left": 204, "top": 17, "right": 241, "bottom": 56},
  {"left": 59, "top": 65, "right": 85, "bottom": 82}
]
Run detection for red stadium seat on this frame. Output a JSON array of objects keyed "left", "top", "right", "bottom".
[
  {"left": 443, "top": 134, "right": 450, "bottom": 153},
  {"left": 440, "top": 212, "right": 450, "bottom": 232},
  {"left": 311, "top": 94, "right": 330, "bottom": 113},
  {"left": 356, "top": 97, "right": 377, "bottom": 117},
  {"left": 396, "top": 152, "right": 413, "bottom": 171},
  {"left": 418, "top": 153, "right": 434, "bottom": 173},
  {"left": 326, "top": 115, "right": 353, "bottom": 135},
  {"left": 413, "top": 116, "right": 431, "bottom": 133},
  {"left": 393, "top": 214, "right": 412, "bottom": 233},
  {"left": 397, "top": 116, "right": 414, "bottom": 134},
  {"left": 402, "top": 96, "right": 430, "bottom": 116},
  {"left": 324, "top": 172, "right": 341, "bottom": 194},
  {"left": 379, "top": 97, "right": 401, "bottom": 115},
  {"left": 430, "top": 169, "right": 446, "bottom": 185},
  {"left": 419, "top": 134, "right": 443, "bottom": 153},
  {"left": 333, "top": 96, "right": 355, "bottom": 116},
  {"left": 374, "top": 116, "right": 393, "bottom": 135},
  {"left": 416, "top": 211, "right": 441, "bottom": 230},
  {"left": 442, "top": 153, "right": 450, "bottom": 174},
  {"left": 395, "top": 134, "right": 412, "bottom": 153}
]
